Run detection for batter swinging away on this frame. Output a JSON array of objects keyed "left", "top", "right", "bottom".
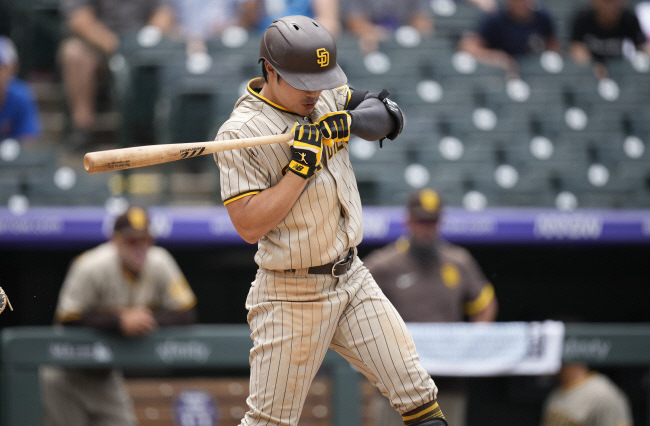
[{"left": 214, "top": 15, "right": 447, "bottom": 426}]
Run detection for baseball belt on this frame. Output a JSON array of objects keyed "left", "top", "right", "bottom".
[{"left": 286, "top": 247, "right": 357, "bottom": 277}]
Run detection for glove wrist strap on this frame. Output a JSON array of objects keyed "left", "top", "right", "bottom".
[{"left": 287, "top": 160, "right": 316, "bottom": 179}]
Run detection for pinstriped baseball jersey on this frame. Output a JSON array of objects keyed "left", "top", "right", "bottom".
[
  {"left": 214, "top": 77, "right": 443, "bottom": 426},
  {"left": 214, "top": 78, "right": 361, "bottom": 271}
]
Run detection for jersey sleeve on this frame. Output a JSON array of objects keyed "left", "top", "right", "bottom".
[
  {"left": 589, "top": 391, "right": 632, "bottom": 426},
  {"left": 335, "top": 85, "right": 352, "bottom": 111},
  {"left": 150, "top": 247, "right": 197, "bottom": 311},
  {"left": 460, "top": 251, "right": 495, "bottom": 316},
  {"left": 55, "top": 254, "right": 100, "bottom": 323},
  {"left": 214, "top": 129, "right": 270, "bottom": 205}
]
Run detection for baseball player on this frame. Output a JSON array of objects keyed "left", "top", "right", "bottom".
[
  {"left": 214, "top": 15, "right": 447, "bottom": 426},
  {"left": 542, "top": 362, "right": 633, "bottom": 425},
  {"left": 41, "top": 206, "right": 197, "bottom": 426},
  {"left": 363, "top": 188, "right": 498, "bottom": 426},
  {"left": 0, "top": 285, "right": 12, "bottom": 314}
]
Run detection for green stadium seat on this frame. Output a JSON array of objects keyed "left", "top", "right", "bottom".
[
  {"left": 0, "top": 176, "right": 21, "bottom": 204},
  {"left": 26, "top": 167, "right": 112, "bottom": 206}
]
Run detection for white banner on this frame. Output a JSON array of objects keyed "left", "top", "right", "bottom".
[{"left": 407, "top": 321, "right": 565, "bottom": 376}]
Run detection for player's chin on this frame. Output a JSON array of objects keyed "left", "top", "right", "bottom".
[{"left": 301, "top": 102, "right": 317, "bottom": 114}]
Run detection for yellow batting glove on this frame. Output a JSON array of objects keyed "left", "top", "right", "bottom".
[
  {"left": 318, "top": 111, "right": 351, "bottom": 146},
  {"left": 287, "top": 123, "right": 323, "bottom": 179}
]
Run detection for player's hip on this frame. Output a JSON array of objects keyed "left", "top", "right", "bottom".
[{"left": 246, "top": 249, "right": 374, "bottom": 304}]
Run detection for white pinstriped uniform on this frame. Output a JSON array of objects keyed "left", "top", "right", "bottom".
[{"left": 215, "top": 78, "right": 437, "bottom": 425}]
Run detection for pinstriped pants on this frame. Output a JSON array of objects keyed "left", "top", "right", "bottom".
[{"left": 241, "top": 256, "right": 437, "bottom": 426}]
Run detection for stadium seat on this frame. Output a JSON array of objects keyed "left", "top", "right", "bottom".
[
  {"left": 26, "top": 167, "right": 112, "bottom": 206},
  {"left": 0, "top": 176, "right": 21, "bottom": 204},
  {"left": 431, "top": 0, "right": 483, "bottom": 39}
]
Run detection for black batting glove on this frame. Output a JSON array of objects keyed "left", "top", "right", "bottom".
[
  {"left": 287, "top": 123, "right": 323, "bottom": 179},
  {"left": 318, "top": 111, "right": 351, "bottom": 145}
]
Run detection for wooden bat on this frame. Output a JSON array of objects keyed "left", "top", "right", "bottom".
[{"left": 84, "top": 133, "right": 293, "bottom": 173}]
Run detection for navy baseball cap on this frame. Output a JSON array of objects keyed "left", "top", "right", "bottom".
[{"left": 0, "top": 36, "right": 17, "bottom": 66}]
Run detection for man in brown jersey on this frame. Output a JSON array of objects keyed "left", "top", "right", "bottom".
[{"left": 364, "top": 188, "right": 498, "bottom": 426}]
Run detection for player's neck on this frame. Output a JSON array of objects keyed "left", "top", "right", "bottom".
[{"left": 259, "top": 82, "right": 280, "bottom": 107}]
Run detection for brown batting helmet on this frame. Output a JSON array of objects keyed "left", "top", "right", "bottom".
[{"left": 259, "top": 15, "right": 347, "bottom": 91}]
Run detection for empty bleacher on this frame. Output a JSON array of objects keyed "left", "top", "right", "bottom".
[{"left": 3, "top": 0, "right": 649, "bottom": 209}]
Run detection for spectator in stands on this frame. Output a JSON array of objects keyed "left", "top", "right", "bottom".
[
  {"left": 0, "top": 36, "right": 41, "bottom": 143},
  {"left": 41, "top": 206, "right": 197, "bottom": 426},
  {"left": 637, "top": 1, "right": 650, "bottom": 40},
  {"left": 241, "top": 0, "right": 341, "bottom": 38},
  {"left": 458, "top": 0, "right": 560, "bottom": 79},
  {"left": 463, "top": 0, "right": 498, "bottom": 13},
  {"left": 59, "top": 0, "right": 175, "bottom": 151},
  {"left": 172, "top": 0, "right": 254, "bottom": 53},
  {"left": 342, "top": 0, "right": 434, "bottom": 52},
  {"left": 363, "top": 188, "right": 498, "bottom": 426},
  {"left": 541, "top": 361, "right": 633, "bottom": 425},
  {"left": 569, "top": 0, "right": 650, "bottom": 79}
]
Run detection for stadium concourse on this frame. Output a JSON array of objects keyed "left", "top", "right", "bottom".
[{"left": 1, "top": 1, "right": 650, "bottom": 425}]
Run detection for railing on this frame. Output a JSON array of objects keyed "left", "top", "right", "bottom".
[{"left": 2, "top": 323, "right": 650, "bottom": 425}]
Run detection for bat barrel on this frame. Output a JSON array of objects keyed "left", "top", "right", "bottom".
[{"left": 83, "top": 133, "right": 293, "bottom": 174}]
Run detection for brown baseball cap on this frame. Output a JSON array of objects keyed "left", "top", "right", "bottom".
[
  {"left": 259, "top": 15, "right": 347, "bottom": 91},
  {"left": 407, "top": 188, "right": 443, "bottom": 221},
  {"left": 113, "top": 206, "right": 150, "bottom": 236}
]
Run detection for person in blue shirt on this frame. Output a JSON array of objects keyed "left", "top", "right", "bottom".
[
  {"left": 0, "top": 36, "right": 41, "bottom": 143},
  {"left": 242, "top": 0, "right": 341, "bottom": 38},
  {"left": 459, "top": 0, "right": 560, "bottom": 79}
]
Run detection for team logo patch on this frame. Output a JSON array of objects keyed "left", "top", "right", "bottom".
[
  {"left": 441, "top": 263, "right": 460, "bottom": 288},
  {"left": 316, "top": 48, "right": 329, "bottom": 67},
  {"left": 127, "top": 207, "right": 148, "bottom": 230}
]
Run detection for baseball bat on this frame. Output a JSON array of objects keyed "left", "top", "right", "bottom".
[{"left": 84, "top": 133, "right": 293, "bottom": 173}]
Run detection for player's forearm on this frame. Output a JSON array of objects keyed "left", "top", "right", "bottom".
[
  {"left": 350, "top": 97, "right": 394, "bottom": 141},
  {"left": 226, "top": 173, "right": 308, "bottom": 244},
  {"left": 153, "top": 307, "right": 198, "bottom": 326},
  {"left": 469, "top": 298, "right": 498, "bottom": 322},
  {"left": 62, "top": 311, "right": 121, "bottom": 332}
]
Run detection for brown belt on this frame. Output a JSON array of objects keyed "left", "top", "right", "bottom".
[{"left": 287, "top": 247, "right": 356, "bottom": 277}]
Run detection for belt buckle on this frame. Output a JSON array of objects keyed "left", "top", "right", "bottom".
[{"left": 331, "top": 248, "right": 353, "bottom": 277}]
